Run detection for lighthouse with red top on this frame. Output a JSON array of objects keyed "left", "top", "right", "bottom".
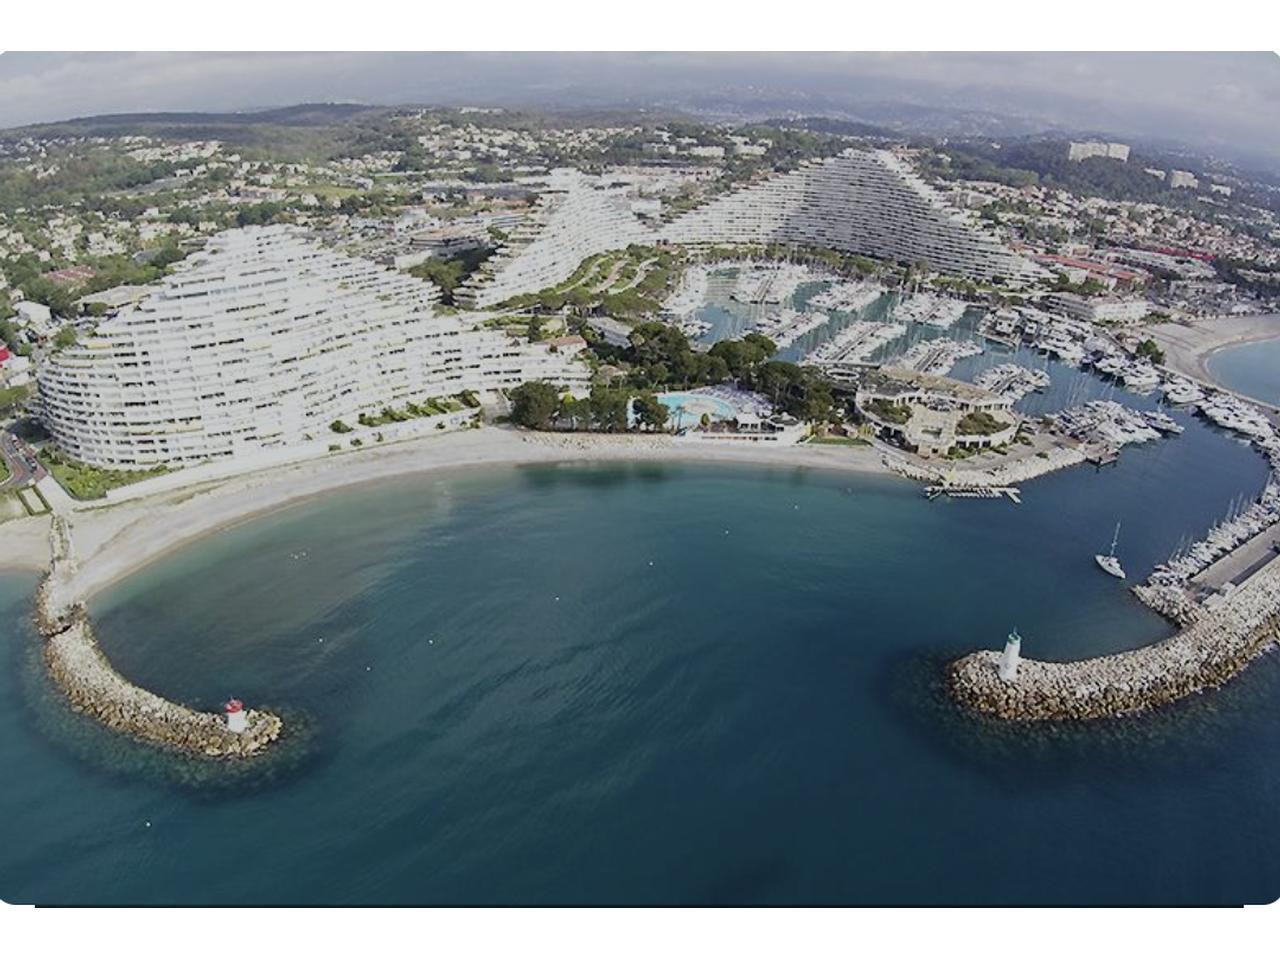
[{"left": 224, "top": 698, "right": 248, "bottom": 734}]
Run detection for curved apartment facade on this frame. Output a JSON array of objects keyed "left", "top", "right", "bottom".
[
  {"left": 39, "top": 226, "right": 588, "bottom": 468},
  {"left": 660, "top": 150, "right": 1041, "bottom": 283},
  {"left": 459, "top": 150, "right": 1040, "bottom": 307},
  {"left": 457, "top": 169, "right": 649, "bottom": 309}
]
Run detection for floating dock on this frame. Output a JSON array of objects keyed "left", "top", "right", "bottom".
[{"left": 924, "top": 484, "right": 1021, "bottom": 503}]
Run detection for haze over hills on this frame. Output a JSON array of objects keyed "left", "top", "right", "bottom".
[
  {"left": 1, "top": 52, "right": 1278, "bottom": 171},
  {"left": 3, "top": 99, "right": 1273, "bottom": 188}
]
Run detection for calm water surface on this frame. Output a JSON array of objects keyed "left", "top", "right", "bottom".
[
  {"left": 2, "top": 396, "right": 1279, "bottom": 904},
  {"left": 1207, "top": 335, "right": 1280, "bottom": 407}
]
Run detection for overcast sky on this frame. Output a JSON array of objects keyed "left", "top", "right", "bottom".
[{"left": 2, "top": 52, "right": 1278, "bottom": 167}]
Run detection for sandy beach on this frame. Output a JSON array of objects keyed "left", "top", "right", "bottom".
[
  {"left": 0, "top": 515, "right": 53, "bottom": 572},
  {"left": 1, "top": 426, "right": 893, "bottom": 601},
  {"left": 1142, "top": 314, "right": 1280, "bottom": 397}
]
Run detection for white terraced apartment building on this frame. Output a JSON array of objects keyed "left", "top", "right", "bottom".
[
  {"left": 457, "top": 149, "right": 1041, "bottom": 307},
  {"left": 38, "top": 226, "right": 589, "bottom": 468},
  {"left": 457, "top": 168, "right": 649, "bottom": 308},
  {"left": 660, "top": 150, "right": 1042, "bottom": 284}
]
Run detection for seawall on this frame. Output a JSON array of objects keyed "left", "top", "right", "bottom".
[
  {"left": 948, "top": 554, "right": 1280, "bottom": 721},
  {"left": 34, "top": 517, "right": 283, "bottom": 758}
]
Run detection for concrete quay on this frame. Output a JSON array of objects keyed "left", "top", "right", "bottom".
[
  {"left": 949, "top": 554, "right": 1280, "bottom": 722},
  {"left": 885, "top": 440, "right": 1086, "bottom": 490},
  {"left": 34, "top": 517, "right": 283, "bottom": 758}
]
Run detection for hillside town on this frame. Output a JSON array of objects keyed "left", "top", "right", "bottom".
[{"left": 2, "top": 106, "right": 1279, "bottom": 508}]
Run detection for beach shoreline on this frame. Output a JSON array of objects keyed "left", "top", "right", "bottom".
[
  {"left": 0, "top": 515, "right": 55, "bottom": 573},
  {"left": 1143, "top": 313, "right": 1280, "bottom": 390},
  {"left": 4, "top": 427, "right": 895, "bottom": 604}
]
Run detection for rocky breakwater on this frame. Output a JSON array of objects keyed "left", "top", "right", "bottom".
[
  {"left": 34, "top": 516, "right": 283, "bottom": 757},
  {"left": 948, "top": 553, "right": 1280, "bottom": 721},
  {"left": 887, "top": 443, "right": 1086, "bottom": 488}
]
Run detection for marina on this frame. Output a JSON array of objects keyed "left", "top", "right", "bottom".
[
  {"left": 1046, "top": 400, "right": 1165, "bottom": 450},
  {"left": 752, "top": 308, "right": 831, "bottom": 348},
  {"left": 728, "top": 262, "right": 816, "bottom": 305},
  {"left": 661, "top": 263, "right": 709, "bottom": 321},
  {"left": 808, "top": 279, "right": 885, "bottom": 314},
  {"left": 974, "top": 363, "right": 1051, "bottom": 402},
  {"left": 806, "top": 319, "right": 907, "bottom": 368},
  {"left": 895, "top": 337, "right": 983, "bottom": 376},
  {"left": 893, "top": 292, "right": 969, "bottom": 329}
]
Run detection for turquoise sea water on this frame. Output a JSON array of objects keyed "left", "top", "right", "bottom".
[
  {"left": 1207, "top": 334, "right": 1280, "bottom": 407},
  {"left": 656, "top": 392, "right": 737, "bottom": 424},
  {"left": 2, "top": 392, "right": 1279, "bottom": 903}
]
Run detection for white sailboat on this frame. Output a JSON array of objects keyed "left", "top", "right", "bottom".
[{"left": 1095, "top": 521, "right": 1126, "bottom": 579}]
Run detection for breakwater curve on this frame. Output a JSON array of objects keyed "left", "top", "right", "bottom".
[
  {"left": 949, "top": 554, "right": 1280, "bottom": 721},
  {"left": 34, "top": 516, "right": 282, "bottom": 757}
]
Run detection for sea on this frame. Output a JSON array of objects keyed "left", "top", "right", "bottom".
[
  {"left": 1206, "top": 332, "right": 1280, "bottom": 408},
  {"left": 3, "top": 330, "right": 1280, "bottom": 906}
]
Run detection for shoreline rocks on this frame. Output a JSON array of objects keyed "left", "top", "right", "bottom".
[
  {"left": 949, "top": 554, "right": 1280, "bottom": 721},
  {"left": 33, "top": 516, "right": 283, "bottom": 759}
]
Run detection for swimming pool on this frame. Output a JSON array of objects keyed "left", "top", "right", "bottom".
[{"left": 658, "top": 392, "right": 738, "bottom": 426}]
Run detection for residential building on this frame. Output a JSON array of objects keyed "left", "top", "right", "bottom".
[
  {"left": 661, "top": 149, "right": 1043, "bottom": 284},
  {"left": 855, "top": 367, "right": 1017, "bottom": 458},
  {"left": 37, "top": 226, "right": 589, "bottom": 468},
  {"left": 1068, "top": 142, "right": 1131, "bottom": 163},
  {"left": 456, "top": 169, "right": 649, "bottom": 308}
]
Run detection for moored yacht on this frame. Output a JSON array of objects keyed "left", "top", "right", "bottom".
[
  {"left": 1095, "top": 521, "right": 1126, "bottom": 579},
  {"left": 1162, "top": 378, "right": 1204, "bottom": 405}
]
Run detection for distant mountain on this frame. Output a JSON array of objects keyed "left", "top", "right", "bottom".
[
  {"left": 760, "top": 116, "right": 897, "bottom": 140},
  {"left": 0, "top": 102, "right": 386, "bottom": 142}
]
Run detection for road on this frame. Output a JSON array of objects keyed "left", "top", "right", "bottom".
[{"left": 0, "top": 427, "right": 46, "bottom": 491}]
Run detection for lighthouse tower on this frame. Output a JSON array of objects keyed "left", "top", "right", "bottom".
[
  {"left": 224, "top": 698, "right": 248, "bottom": 734},
  {"left": 998, "top": 629, "right": 1022, "bottom": 682}
]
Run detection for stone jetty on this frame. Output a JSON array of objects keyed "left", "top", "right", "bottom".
[
  {"left": 886, "top": 443, "right": 1086, "bottom": 488},
  {"left": 948, "top": 553, "right": 1280, "bottom": 721},
  {"left": 34, "top": 516, "right": 283, "bottom": 757}
]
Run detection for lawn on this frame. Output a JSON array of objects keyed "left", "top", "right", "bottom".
[
  {"left": 956, "top": 410, "right": 1011, "bottom": 436},
  {"left": 41, "top": 452, "right": 168, "bottom": 500}
]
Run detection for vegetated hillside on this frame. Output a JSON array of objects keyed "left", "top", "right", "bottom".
[
  {"left": 0, "top": 103, "right": 400, "bottom": 162},
  {"left": 924, "top": 137, "right": 1280, "bottom": 216},
  {"left": 762, "top": 115, "right": 899, "bottom": 140}
]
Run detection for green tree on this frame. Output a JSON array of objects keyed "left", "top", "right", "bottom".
[
  {"left": 509, "top": 381, "right": 562, "bottom": 430},
  {"left": 559, "top": 394, "right": 592, "bottom": 431},
  {"left": 1135, "top": 338, "right": 1166, "bottom": 364},
  {"left": 633, "top": 392, "right": 670, "bottom": 432},
  {"left": 588, "top": 385, "right": 629, "bottom": 433},
  {"left": 52, "top": 325, "right": 79, "bottom": 350}
]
